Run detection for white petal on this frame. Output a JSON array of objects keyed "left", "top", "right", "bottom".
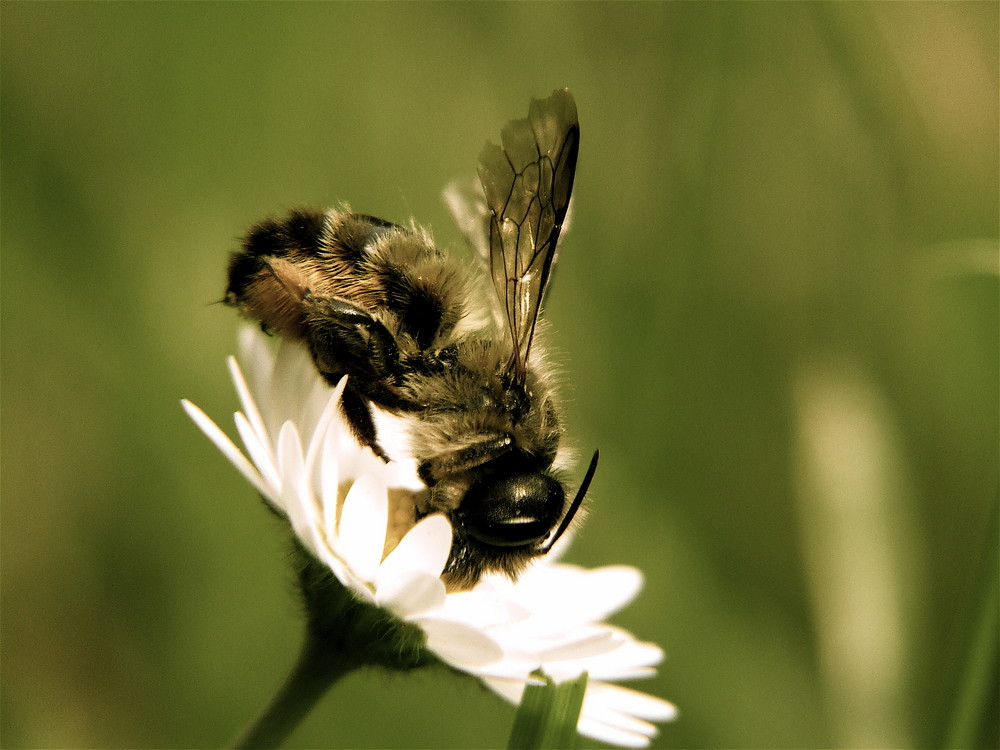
[
  {"left": 576, "top": 717, "right": 655, "bottom": 748},
  {"left": 584, "top": 682, "right": 678, "bottom": 722},
  {"left": 537, "top": 662, "right": 658, "bottom": 686},
  {"left": 582, "top": 642, "right": 665, "bottom": 680},
  {"left": 382, "top": 456, "right": 425, "bottom": 492},
  {"left": 275, "top": 421, "right": 327, "bottom": 556},
  {"left": 437, "top": 589, "right": 532, "bottom": 629},
  {"left": 370, "top": 407, "right": 415, "bottom": 466},
  {"left": 578, "top": 682, "right": 674, "bottom": 746},
  {"left": 340, "top": 438, "right": 394, "bottom": 483},
  {"left": 540, "top": 650, "right": 658, "bottom": 683},
  {"left": 313, "top": 548, "right": 352, "bottom": 589},
  {"left": 181, "top": 400, "right": 274, "bottom": 504},
  {"left": 237, "top": 326, "right": 276, "bottom": 400},
  {"left": 581, "top": 710, "right": 659, "bottom": 741},
  {"left": 375, "top": 570, "right": 446, "bottom": 616},
  {"left": 304, "top": 382, "right": 346, "bottom": 490},
  {"left": 377, "top": 513, "right": 452, "bottom": 584},
  {"left": 538, "top": 632, "right": 665, "bottom": 682},
  {"left": 319, "top": 417, "right": 342, "bottom": 545},
  {"left": 299, "top": 369, "right": 333, "bottom": 439},
  {"left": 276, "top": 421, "right": 308, "bottom": 500},
  {"left": 234, "top": 411, "right": 281, "bottom": 493},
  {"left": 572, "top": 565, "right": 644, "bottom": 620},
  {"left": 519, "top": 564, "right": 644, "bottom": 625},
  {"left": 553, "top": 664, "right": 658, "bottom": 683},
  {"left": 337, "top": 474, "right": 388, "bottom": 582},
  {"left": 472, "top": 657, "right": 542, "bottom": 681},
  {"left": 414, "top": 616, "right": 503, "bottom": 669},
  {"left": 267, "top": 340, "right": 316, "bottom": 435},
  {"left": 535, "top": 626, "right": 624, "bottom": 662},
  {"left": 337, "top": 565, "right": 376, "bottom": 602},
  {"left": 227, "top": 355, "right": 272, "bottom": 455}
]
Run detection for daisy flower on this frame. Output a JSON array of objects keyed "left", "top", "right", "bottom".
[{"left": 182, "top": 328, "right": 676, "bottom": 747}]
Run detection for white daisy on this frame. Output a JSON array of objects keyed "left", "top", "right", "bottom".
[{"left": 182, "top": 328, "right": 676, "bottom": 746}]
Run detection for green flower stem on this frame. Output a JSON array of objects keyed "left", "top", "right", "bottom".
[
  {"left": 229, "top": 627, "right": 358, "bottom": 750},
  {"left": 228, "top": 544, "right": 429, "bottom": 750}
]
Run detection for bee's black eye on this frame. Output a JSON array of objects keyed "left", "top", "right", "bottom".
[{"left": 457, "top": 473, "right": 564, "bottom": 548}]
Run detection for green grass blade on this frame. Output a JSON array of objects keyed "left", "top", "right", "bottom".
[
  {"left": 507, "top": 671, "right": 588, "bottom": 750},
  {"left": 940, "top": 497, "right": 999, "bottom": 748}
]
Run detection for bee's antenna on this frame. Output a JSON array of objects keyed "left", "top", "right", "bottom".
[{"left": 541, "top": 449, "right": 599, "bottom": 553}]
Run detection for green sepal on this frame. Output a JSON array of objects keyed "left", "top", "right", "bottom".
[
  {"left": 291, "top": 539, "right": 430, "bottom": 672},
  {"left": 228, "top": 540, "right": 434, "bottom": 749}
]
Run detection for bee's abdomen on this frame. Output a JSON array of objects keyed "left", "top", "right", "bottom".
[
  {"left": 244, "top": 208, "right": 329, "bottom": 258},
  {"left": 326, "top": 213, "right": 470, "bottom": 353},
  {"left": 225, "top": 208, "right": 330, "bottom": 339},
  {"left": 227, "top": 208, "right": 470, "bottom": 355},
  {"left": 227, "top": 208, "right": 327, "bottom": 297}
]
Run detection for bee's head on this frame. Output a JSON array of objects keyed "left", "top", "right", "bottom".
[
  {"left": 455, "top": 471, "right": 565, "bottom": 549},
  {"left": 442, "top": 450, "right": 599, "bottom": 589}
]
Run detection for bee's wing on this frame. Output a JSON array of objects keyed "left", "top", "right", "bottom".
[
  {"left": 443, "top": 176, "right": 508, "bottom": 330},
  {"left": 444, "top": 176, "right": 491, "bottom": 261},
  {"left": 477, "top": 89, "right": 579, "bottom": 383}
]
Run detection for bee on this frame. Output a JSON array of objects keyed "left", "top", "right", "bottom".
[{"left": 225, "top": 89, "right": 597, "bottom": 588}]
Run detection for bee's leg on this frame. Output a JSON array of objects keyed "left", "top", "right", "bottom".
[
  {"left": 339, "top": 383, "right": 391, "bottom": 463},
  {"left": 305, "top": 297, "right": 412, "bottom": 409},
  {"left": 417, "top": 436, "right": 514, "bottom": 486},
  {"left": 305, "top": 296, "right": 414, "bottom": 460}
]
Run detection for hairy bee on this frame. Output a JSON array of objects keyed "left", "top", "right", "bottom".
[{"left": 225, "top": 89, "right": 597, "bottom": 588}]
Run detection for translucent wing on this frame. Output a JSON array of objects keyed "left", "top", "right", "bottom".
[
  {"left": 442, "top": 176, "right": 492, "bottom": 282},
  {"left": 478, "top": 89, "right": 580, "bottom": 383}
]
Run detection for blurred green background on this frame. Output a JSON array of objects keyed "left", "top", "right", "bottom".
[{"left": 2, "top": 3, "right": 997, "bottom": 748}]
